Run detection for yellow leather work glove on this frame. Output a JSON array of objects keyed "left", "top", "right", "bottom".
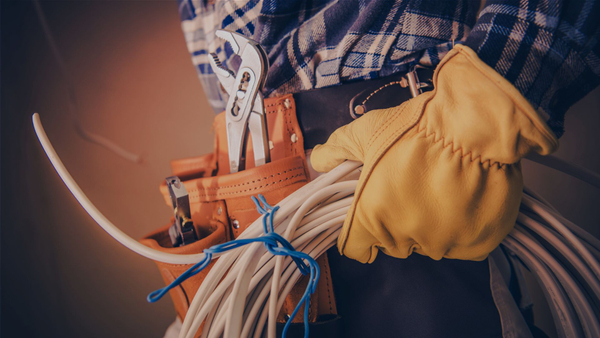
[{"left": 311, "top": 45, "right": 558, "bottom": 263}]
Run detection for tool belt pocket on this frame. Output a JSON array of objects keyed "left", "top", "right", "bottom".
[{"left": 140, "top": 94, "right": 339, "bottom": 333}]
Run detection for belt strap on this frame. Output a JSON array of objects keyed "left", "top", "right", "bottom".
[{"left": 294, "top": 67, "right": 434, "bottom": 149}]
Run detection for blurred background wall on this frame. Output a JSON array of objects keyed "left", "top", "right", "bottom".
[
  {"left": 2, "top": 1, "right": 213, "bottom": 337},
  {"left": 1, "top": 1, "right": 599, "bottom": 337}
]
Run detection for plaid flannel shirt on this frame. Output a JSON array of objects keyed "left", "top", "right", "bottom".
[{"left": 178, "top": 0, "right": 600, "bottom": 137}]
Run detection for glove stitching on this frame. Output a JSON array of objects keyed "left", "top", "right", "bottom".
[
  {"left": 370, "top": 101, "right": 427, "bottom": 164},
  {"left": 365, "top": 105, "right": 408, "bottom": 149},
  {"left": 416, "top": 126, "right": 508, "bottom": 168},
  {"left": 341, "top": 101, "right": 427, "bottom": 257}
]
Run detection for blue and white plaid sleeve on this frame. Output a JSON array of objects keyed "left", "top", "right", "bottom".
[{"left": 466, "top": 0, "right": 600, "bottom": 137}]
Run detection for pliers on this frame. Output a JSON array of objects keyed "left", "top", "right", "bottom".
[{"left": 209, "top": 30, "right": 270, "bottom": 173}]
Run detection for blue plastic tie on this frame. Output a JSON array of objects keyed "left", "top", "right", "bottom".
[
  {"left": 186, "top": 0, "right": 196, "bottom": 19},
  {"left": 147, "top": 194, "right": 320, "bottom": 338}
]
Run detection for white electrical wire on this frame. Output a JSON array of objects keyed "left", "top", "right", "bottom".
[
  {"left": 180, "top": 182, "right": 357, "bottom": 338},
  {"left": 521, "top": 194, "right": 600, "bottom": 280},
  {"left": 32, "top": 113, "right": 202, "bottom": 264},
  {"left": 510, "top": 229, "right": 600, "bottom": 337},
  {"left": 33, "top": 112, "right": 357, "bottom": 267},
  {"left": 502, "top": 237, "right": 583, "bottom": 338},
  {"left": 33, "top": 112, "right": 600, "bottom": 338},
  {"left": 516, "top": 216, "right": 600, "bottom": 300}
]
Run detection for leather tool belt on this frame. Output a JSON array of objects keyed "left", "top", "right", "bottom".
[
  {"left": 140, "top": 94, "right": 340, "bottom": 338},
  {"left": 140, "top": 67, "right": 434, "bottom": 337}
]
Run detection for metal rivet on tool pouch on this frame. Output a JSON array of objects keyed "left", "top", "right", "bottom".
[
  {"left": 290, "top": 133, "right": 298, "bottom": 143},
  {"left": 217, "top": 207, "right": 222, "bottom": 215},
  {"left": 284, "top": 98, "right": 291, "bottom": 109},
  {"left": 232, "top": 219, "right": 240, "bottom": 229}
]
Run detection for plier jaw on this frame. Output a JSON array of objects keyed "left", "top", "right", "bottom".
[{"left": 209, "top": 30, "right": 270, "bottom": 173}]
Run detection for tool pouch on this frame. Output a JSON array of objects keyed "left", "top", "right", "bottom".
[{"left": 140, "top": 94, "right": 339, "bottom": 337}]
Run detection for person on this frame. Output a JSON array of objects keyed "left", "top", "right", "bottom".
[{"left": 173, "top": 1, "right": 600, "bottom": 337}]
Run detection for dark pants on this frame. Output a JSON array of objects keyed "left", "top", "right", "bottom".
[{"left": 327, "top": 248, "right": 503, "bottom": 338}]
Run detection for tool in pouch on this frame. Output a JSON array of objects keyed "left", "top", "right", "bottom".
[
  {"left": 166, "top": 176, "right": 197, "bottom": 247},
  {"left": 209, "top": 29, "right": 271, "bottom": 173},
  {"left": 167, "top": 30, "right": 271, "bottom": 247}
]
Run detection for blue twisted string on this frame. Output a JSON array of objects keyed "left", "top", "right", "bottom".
[{"left": 147, "top": 194, "right": 320, "bottom": 338}]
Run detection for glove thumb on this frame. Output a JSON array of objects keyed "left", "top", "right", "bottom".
[{"left": 310, "top": 116, "right": 370, "bottom": 172}]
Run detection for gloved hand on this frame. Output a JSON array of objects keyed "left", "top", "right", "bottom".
[{"left": 311, "top": 45, "right": 558, "bottom": 263}]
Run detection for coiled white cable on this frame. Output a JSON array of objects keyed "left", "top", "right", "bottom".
[
  {"left": 180, "top": 181, "right": 357, "bottom": 338},
  {"left": 510, "top": 229, "right": 600, "bottom": 337},
  {"left": 516, "top": 215, "right": 600, "bottom": 300},
  {"left": 502, "top": 236, "right": 583, "bottom": 338},
  {"left": 33, "top": 113, "right": 600, "bottom": 338}
]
